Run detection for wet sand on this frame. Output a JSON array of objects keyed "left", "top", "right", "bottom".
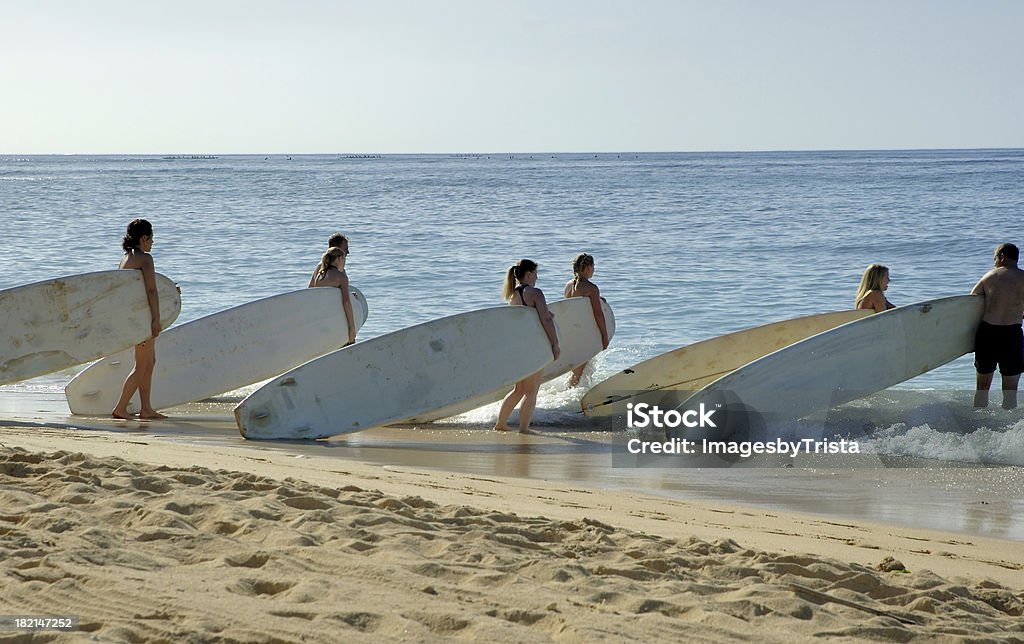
[{"left": 3, "top": 391, "right": 1023, "bottom": 542}]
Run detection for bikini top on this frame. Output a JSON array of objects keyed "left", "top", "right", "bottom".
[{"left": 514, "top": 284, "right": 528, "bottom": 306}]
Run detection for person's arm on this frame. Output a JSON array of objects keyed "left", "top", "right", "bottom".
[
  {"left": 337, "top": 272, "right": 356, "bottom": 346},
  {"left": 970, "top": 273, "right": 990, "bottom": 296},
  {"left": 140, "top": 254, "right": 161, "bottom": 338},
  {"left": 529, "top": 288, "right": 560, "bottom": 361},
  {"left": 587, "top": 286, "right": 609, "bottom": 349}
]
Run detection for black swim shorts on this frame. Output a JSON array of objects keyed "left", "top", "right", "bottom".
[{"left": 974, "top": 321, "right": 1024, "bottom": 377}]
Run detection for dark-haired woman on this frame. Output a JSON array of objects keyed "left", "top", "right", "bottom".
[
  {"left": 112, "top": 219, "right": 165, "bottom": 420},
  {"left": 563, "top": 252, "right": 609, "bottom": 387},
  {"left": 310, "top": 243, "right": 357, "bottom": 346},
  {"left": 494, "top": 259, "right": 561, "bottom": 433}
]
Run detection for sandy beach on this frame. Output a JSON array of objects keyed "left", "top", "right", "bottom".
[{"left": 1, "top": 408, "right": 1022, "bottom": 642}]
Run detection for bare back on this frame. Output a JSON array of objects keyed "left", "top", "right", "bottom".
[
  {"left": 564, "top": 277, "right": 597, "bottom": 299},
  {"left": 509, "top": 284, "right": 555, "bottom": 325},
  {"left": 972, "top": 266, "right": 1024, "bottom": 325},
  {"left": 565, "top": 276, "right": 609, "bottom": 349},
  {"left": 510, "top": 284, "right": 538, "bottom": 308},
  {"left": 855, "top": 289, "right": 894, "bottom": 314},
  {"left": 120, "top": 248, "right": 153, "bottom": 271},
  {"left": 311, "top": 266, "right": 357, "bottom": 344},
  {"left": 311, "top": 267, "right": 348, "bottom": 290}
]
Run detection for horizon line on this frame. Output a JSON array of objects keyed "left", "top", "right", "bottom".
[{"left": 3, "top": 146, "right": 1023, "bottom": 157}]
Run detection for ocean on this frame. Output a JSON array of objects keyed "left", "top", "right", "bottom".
[{"left": 2, "top": 150, "right": 1024, "bottom": 469}]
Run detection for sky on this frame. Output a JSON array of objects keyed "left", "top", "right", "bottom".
[{"left": 2, "top": 0, "right": 1022, "bottom": 154}]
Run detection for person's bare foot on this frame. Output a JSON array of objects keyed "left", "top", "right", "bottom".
[
  {"left": 494, "top": 424, "right": 514, "bottom": 432},
  {"left": 139, "top": 410, "right": 168, "bottom": 420},
  {"left": 518, "top": 427, "right": 535, "bottom": 434},
  {"left": 111, "top": 410, "right": 133, "bottom": 420}
]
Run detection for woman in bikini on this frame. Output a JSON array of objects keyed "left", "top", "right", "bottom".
[
  {"left": 494, "top": 259, "right": 561, "bottom": 433},
  {"left": 112, "top": 219, "right": 166, "bottom": 420},
  {"left": 563, "top": 252, "right": 610, "bottom": 387},
  {"left": 855, "top": 264, "right": 896, "bottom": 313},
  {"left": 310, "top": 241, "right": 357, "bottom": 346}
]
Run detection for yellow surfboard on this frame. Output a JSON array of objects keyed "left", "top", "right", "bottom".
[{"left": 582, "top": 309, "right": 871, "bottom": 417}]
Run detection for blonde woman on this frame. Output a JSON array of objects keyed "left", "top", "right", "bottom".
[
  {"left": 310, "top": 243, "right": 357, "bottom": 346},
  {"left": 308, "top": 232, "right": 348, "bottom": 287},
  {"left": 494, "top": 259, "right": 561, "bottom": 433},
  {"left": 855, "top": 264, "right": 896, "bottom": 313},
  {"left": 563, "top": 252, "right": 609, "bottom": 387}
]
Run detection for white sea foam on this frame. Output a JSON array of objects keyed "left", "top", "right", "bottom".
[{"left": 859, "top": 421, "right": 1024, "bottom": 467}]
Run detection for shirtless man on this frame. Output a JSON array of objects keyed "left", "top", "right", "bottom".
[{"left": 970, "top": 243, "right": 1024, "bottom": 409}]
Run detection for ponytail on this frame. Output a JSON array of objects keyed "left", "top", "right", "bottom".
[
  {"left": 502, "top": 259, "right": 538, "bottom": 300},
  {"left": 571, "top": 252, "right": 594, "bottom": 282},
  {"left": 316, "top": 247, "right": 346, "bottom": 280},
  {"left": 501, "top": 266, "right": 517, "bottom": 300}
]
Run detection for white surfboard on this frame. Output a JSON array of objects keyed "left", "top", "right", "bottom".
[
  {"left": 404, "top": 298, "right": 615, "bottom": 423},
  {"left": 234, "top": 305, "right": 557, "bottom": 440},
  {"left": 581, "top": 309, "right": 871, "bottom": 418},
  {"left": 678, "top": 296, "right": 985, "bottom": 437},
  {"left": 64, "top": 287, "right": 367, "bottom": 416},
  {"left": 1, "top": 271, "right": 181, "bottom": 386}
]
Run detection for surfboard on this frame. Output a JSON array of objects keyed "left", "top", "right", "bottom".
[
  {"left": 677, "top": 296, "right": 985, "bottom": 439},
  {"left": 404, "top": 298, "right": 615, "bottom": 423},
  {"left": 1, "top": 271, "right": 181, "bottom": 386},
  {"left": 581, "top": 309, "right": 871, "bottom": 417},
  {"left": 234, "top": 305, "right": 557, "bottom": 440},
  {"left": 64, "top": 287, "right": 368, "bottom": 416}
]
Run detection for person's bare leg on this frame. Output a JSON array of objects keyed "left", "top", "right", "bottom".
[
  {"left": 568, "top": 363, "right": 587, "bottom": 388},
  {"left": 1001, "top": 374, "right": 1020, "bottom": 410},
  {"left": 112, "top": 343, "right": 146, "bottom": 419},
  {"left": 974, "top": 371, "right": 994, "bottom": 408},
  {"left": 112, "top": 372, "right": 139, "bottom": 419},
  {"left": 134, "top": 340, "right": 166, "bottom": 419},
  {"left": 517, "top": 372, "right": 544, "bottom": 433},
  {"left": 494, "top": 382, "right": 526, "bottom": 431}
]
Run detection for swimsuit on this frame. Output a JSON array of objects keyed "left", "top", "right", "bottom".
[
  {"left": 974, "top": 321, "right": 1024, "bottom": 376},
  {"left": 514, "top": 285, "right": 528, "bottom": 306}
]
